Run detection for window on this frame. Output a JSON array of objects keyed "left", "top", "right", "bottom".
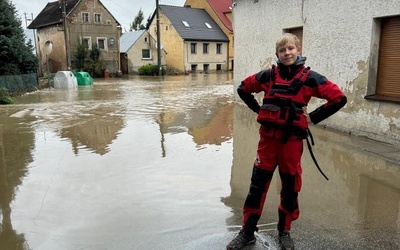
[
  {"left": 97, "top": 37, "right": 107, "bottom": 50},
  {"left": 205, "top": 22, "right": 212, "bottom": 29},
  {"left": 203, "top": 64, "right": 209, "bottom": 72},
  {"left": 216, "top": 64, "right": 222, "bottom": 71},
  {"left": 366, "top": 15, "right": 400, "bottom": 101},
  {"left": 142, "top": 49, "right": 151, "bottom": 59},
  {"left": 144, "top": 37, "right": 148, "bottom": 43},
  {"left": 82, "top": 12, "right": 89, "bottom": 23},
  {"left": 191, "top": 64, "right": 197, "bottom": 72},
  {"left": 203, "top": 43, "right": 209, "bottom": 54},
  {"left": 191, "top": 43, "right": 197, "bottom": 54},
  {"left": 216, "top": 43, "right": 222, "bottom": 54},
  {"left": 94, "top": 13, "right": 101, "bottom": 23},
  {"left": 182, "top": 21, "right": 190, "bottom": 28},
  {"left": 82, "top": 37, "right": 92, "bottom": 49}
]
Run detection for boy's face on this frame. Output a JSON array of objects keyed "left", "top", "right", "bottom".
[{"left": 275, "top": 41, "right": 301, "bottom": 66}]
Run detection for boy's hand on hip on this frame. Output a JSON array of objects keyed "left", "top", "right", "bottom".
[{"left": 302, "top": 107, "right": 311, "bottom": 123}]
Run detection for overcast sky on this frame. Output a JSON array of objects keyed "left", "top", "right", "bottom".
[{"left": 11, "top": 0, "right": 186, "bottom": 32}]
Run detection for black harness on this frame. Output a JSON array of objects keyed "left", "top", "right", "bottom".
[{"left": 269, "top": 65, "right": 329, "bottom": 180}]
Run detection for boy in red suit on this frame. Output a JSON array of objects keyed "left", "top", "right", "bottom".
[{"left": 227, "top": 33, "right": 347, "bottom": 250}]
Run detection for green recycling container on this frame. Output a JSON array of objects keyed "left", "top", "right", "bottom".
[{"left": 74, "top": 72, "right": 93, "bottom": 86}]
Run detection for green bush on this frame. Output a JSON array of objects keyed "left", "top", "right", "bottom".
[
  {"left": 0, "top": 88, "right": 15, "bottom": 104},
  {"left": 84, "top": 60, "right": 105, "bottom": 78},
  {"left": 138, "top": 64, "right": 157, "bottom": 75}
]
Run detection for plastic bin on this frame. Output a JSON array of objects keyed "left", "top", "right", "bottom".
[
  {"left": 54, "top": 71, "right": 78, "bottom": 89},
  {"left": 74, "top": 72, "right": 93, "bottom": 86}
]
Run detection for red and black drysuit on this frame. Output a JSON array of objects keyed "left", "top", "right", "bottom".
[{"left": 237, "top": 57, "right": 347, "bottom": 236}]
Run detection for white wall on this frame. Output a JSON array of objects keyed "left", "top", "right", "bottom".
[{"left": 233, "top": 0, "right": 400, "bottom": 145}]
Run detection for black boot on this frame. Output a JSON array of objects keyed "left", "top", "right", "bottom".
[
  {"left": 278, "top": 230, "right": 294, "bottom": 250},
  {"left": 226, "top": 230, "right": 256, "bottom": 250}
]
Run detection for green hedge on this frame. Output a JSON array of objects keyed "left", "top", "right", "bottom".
[{"left": 138, "top": 64, "right": 165, "bottom": 76}]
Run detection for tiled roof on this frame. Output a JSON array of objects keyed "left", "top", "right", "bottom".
[
  {"left": 120, "top": 30, "right": 146, "bottom": 53},
  {"left": 207, "top": 0, "right": 232, "bottom": 31},
  {"left": 160, "top": 5, "right": 228, "bottom": 42},
  {"left": 27, "top": 0, "right": 79, "bottom": 29}
]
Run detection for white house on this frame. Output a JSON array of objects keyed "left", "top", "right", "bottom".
[
  {"left": 119, "top": 30, "right": 167, "bottom": 74},
  {"left": 233, "top": 0, "right": 400, "bottom": 146}
]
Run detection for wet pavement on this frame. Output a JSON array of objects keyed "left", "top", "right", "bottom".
[{"left": 0, "top": 73, "right": 399, "bottom": 250}]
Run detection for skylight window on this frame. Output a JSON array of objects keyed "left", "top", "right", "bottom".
[
  {"left": 205, "top": 22, "right": 212, "bottom": 29},
  {"left": 182, "top": 21, "right": 190, "bottom": 27}
]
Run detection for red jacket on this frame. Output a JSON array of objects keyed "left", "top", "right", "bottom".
[{"left": 238, "top": 58, "right": 347, "bottom": 139}]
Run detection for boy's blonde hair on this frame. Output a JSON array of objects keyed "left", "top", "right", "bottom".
[{"left": 275, "top": 33, "right": 301, "bottom": 53}]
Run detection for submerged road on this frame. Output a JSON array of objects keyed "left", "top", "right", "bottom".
[{"left": 0, "top": 73, "right": 399, "bottom": 249}]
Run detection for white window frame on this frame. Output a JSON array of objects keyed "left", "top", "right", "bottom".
[
  {"left": 216, "top": 43, "right": 222, "bottom": 54},
  {"left": 82, "top": 12, "right": 89, "bottom": 23},
  {"left": 191, "top": 43, "right": 197, "bottom": 54},
  {"left": 142, "top": 49, "right": 151, "bottom": 59},
  {"left": 203, "top": 43, "right": 209, "bottom": 54},
  {"left": 82, "top": 36, "right": 92, "bottom": 50},
  {"left": 94, "top": 13, "right": 102, "bottom": 23},
  {"left": 97, "top": 37, "right": 107, "bottom": 50}
]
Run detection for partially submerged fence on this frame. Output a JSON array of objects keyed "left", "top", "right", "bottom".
[{"left": 0, "top": 73, "right": 38, "bottom": 94}]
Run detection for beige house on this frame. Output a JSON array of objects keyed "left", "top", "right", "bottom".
[
  {"left": 28, "top": 0, "right": 120, "bottom": 74},
  {"left": 119, "top": 30, "right": 167, "bottom": 75},
  {"left": 184, "top": 0, "right": 234, "bottom": 70},
  {"left": 148, "top": 5, "right": 229, "bottom": 74}
]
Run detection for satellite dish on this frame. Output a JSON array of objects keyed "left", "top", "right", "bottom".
[{"left": 42, "top": 40, "right": 53, "bottom": 55}]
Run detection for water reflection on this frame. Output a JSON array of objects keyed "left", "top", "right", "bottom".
[
  {"left": 225, "top": 103, "right": 400, "bottom": 249},
  {"left": 0, "top": 114, "right": 34, "bottom": 249},
  {"left": 59, "top": 106, "right": 125, "bottom": 156},
  {"left": 145, "top": 74, "right": 234, "bottom": 156},
  {"left": 327, "top": 134, "right": 400, "bottom": 249},
  {"left": 0, "top": 74, "right": 235, "bottom": 249}
]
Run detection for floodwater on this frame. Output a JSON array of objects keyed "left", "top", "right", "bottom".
[{"left": 0, "top": 73, "right": 399, "bottom": 250}]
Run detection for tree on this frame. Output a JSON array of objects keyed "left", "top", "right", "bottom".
[
  {"left": 130, "top": 9, "right": 146, "bottom": 31},
  {"left": 74, "top": 39, "right": 88, "bottom": 71},
  {"left": 145, "top": 14, "right": 152, "bottom": 30},
  {"left": 83, "top": 43, "right": 105, "bottom": 78},
  {"left": 0, "top": 0, "right": 38, "bottom": 76}
]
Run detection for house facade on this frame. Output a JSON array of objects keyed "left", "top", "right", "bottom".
[
  {"left": 148, "top": 5, "right": 229, "bottom": 74},
  {"left": 233, "top": 0, "right": 400, "bottom": 146},
  {"left": 184, "top": 0, "right": 234, "bottom": 71},
  {"left": 119, "top": 30, "right": 167, "bottom": 75},
  {"left": 28, "top": 0, "right": 120, "bottom": 74}
]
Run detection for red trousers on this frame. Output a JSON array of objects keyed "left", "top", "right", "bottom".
[{"left": 242, "top": 127, "right": 303, "bottom": 235}]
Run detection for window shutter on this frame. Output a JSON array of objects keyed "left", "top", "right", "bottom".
[{"left": 376, "top": 16, "right": 400, "bottom": 98}]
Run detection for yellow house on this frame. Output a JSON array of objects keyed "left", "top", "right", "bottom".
[
  {"left": 184, "top": 0, "right": 234, "bottom": 71},
  {"left": 149, "top": 5, "right": 229, "bottom": 74}
]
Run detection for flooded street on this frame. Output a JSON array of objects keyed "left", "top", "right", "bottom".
[{"left": 0, "top": 73, "right": 399, "bottom": 250}]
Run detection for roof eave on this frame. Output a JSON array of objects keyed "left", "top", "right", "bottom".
[{"left": 28, "top": 20, "right": 62, "bottom": 29}]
